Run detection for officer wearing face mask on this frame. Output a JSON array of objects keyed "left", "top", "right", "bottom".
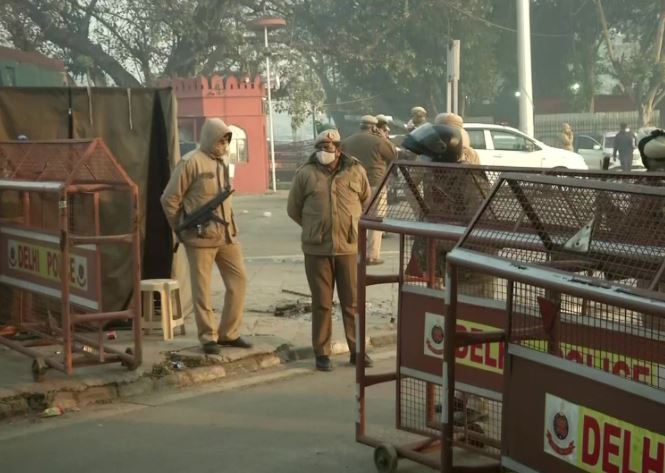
[
  {"left": 161, "top": 118, "right": 251, "bottom": 355},
  {"left": 287, "top": 129, "right": 372, "bottom": 372}
]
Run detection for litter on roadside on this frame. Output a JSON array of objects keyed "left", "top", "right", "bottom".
[{"left": 41, "top": 406, "right": 63, "bottom": 418}]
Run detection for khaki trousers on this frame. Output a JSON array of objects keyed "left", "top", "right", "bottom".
[
  {"left": 304, "top": 254, "right": 357, "bottom": 356},
  {"left": 368, "top": 186, "right": 387, "bottom": 260},
  {"left": 185, "top": 243, "right": 247, "bottom": 344}
]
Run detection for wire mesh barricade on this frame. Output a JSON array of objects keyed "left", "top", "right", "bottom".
[
  {"left": 356, "top": 161, "right": 665, "bottom": 473},
  {"left": 0, "top": 139, "right": 141, "bottom": 380},
  {"left": 446, "top": 173, "right": 665, "bottom": 473}
]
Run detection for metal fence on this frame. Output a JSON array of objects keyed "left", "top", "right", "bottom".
[
  {"left": 446, "top": 173, "right": 665, "bottom": 472},
  {"left": 357, "top": 162, "right": 665, "bottom": 469},
  {"left": 535, "top": 111, "right": 661, "bottom": 146},
  {"left": 0, "top": 139, "right": 142, "bottom": 380}
]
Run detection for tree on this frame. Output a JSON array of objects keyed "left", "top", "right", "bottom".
[
  {"left": 0, "top": 0, "right": 272, "bottom": 86},
  {"left": 594, "top": 0, "right": 665, "bottom": 125},
  {"left": 287, "top": 0, "right": 500, "bottom": 129},
  {"left": 529, "top": 0, "right": 604, "bottom": 112},
  {"left": 0, "top": 0, "right": 526, "bottom": 130}
]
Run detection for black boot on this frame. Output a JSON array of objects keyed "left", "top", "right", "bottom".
[
  {"left": 203, "top": 341, "right": 222, "bottom": 355},
  {"left": 350, "top": 352, "right": 373, "bottom": 367},
  {"left": 315, "top": 355, "right": 333, "bottom": 372}
]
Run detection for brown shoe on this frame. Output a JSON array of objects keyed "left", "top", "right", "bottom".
[{"left": 367, "top": 258, "right": 384, "bottom": 266}]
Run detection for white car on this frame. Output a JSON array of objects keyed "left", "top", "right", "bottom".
[
  {"left": 574, "top": 134, "right": 604, "bottom": 170},
  {"left": 464, "top": 123, "right": 589, "bottom": 170}
]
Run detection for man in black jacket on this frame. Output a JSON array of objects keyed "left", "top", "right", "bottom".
[{"left": 613, "top": 123, "right": 636, "bottom": 171}]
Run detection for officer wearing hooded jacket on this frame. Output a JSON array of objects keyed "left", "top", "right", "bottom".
[
  {"left": 287, "top": 129, "right": 372, "bottom": 371},
  {"left": 161, "top": 118, "right": 251, "bottom": 355}
]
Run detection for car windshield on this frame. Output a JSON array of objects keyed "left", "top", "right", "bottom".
[{"left": 604, "top": 136, "right": 615, "bottom": 148}]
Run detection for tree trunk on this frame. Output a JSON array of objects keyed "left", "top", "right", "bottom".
[
  {"left": 641, "top": 102, "right": 655, "bottom": 128},
  {"left": 583, "top": 46, "right": 597, "bottom": 113}
]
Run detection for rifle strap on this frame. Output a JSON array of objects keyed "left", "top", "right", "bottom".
[{"left": 223, "top": 161, "right": 231, "bottom": 191}]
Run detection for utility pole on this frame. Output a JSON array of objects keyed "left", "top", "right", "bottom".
[
  {"left": 263, "top": 25, "right": 277, "bottom": 192},
  {"left": 517, "top": 0, "right": 534, "bottom": 136},
  {"left": 446, "top": 40, "right": 461, "bottom": 114},
  {"left": 249, "top": 16, "right": 286, "bottom": 192}
]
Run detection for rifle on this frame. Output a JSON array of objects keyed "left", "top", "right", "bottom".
[{"left": 174, "top": 188, "right": 235, "bottom": 250}]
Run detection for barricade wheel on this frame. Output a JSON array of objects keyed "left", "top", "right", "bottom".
[
  {"left": 374, "top": 444, "right": 398, "bottom": 473},
  {"left": 32, "top": 358, "right": 47, "bottom": 382},
  {"left": 121, "top": 348, "right": 138, "bottom": 371}
]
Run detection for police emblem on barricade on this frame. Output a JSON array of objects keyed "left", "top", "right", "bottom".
[
  {"left": 424, "top": 312, "right": 445, "bottom": 358},
  {"left": 544, "top": 393, "right": 579, "bottom": 465}
]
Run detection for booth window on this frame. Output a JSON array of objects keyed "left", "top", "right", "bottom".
[
  {"left": 229, "top": 125, "right": 248, "bottom": 164},
  {"left": 178, "top": 119, "right": 196, "bottom": 143},
  {"left": 5, "top": 67, "right": 15, "bottom": 86}
]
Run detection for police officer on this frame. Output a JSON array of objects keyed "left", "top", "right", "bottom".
[
  {"left": 406, "top": 106, "right": 428, "bottom": 131},
  {"left": 639, "top": 128, "right": 665, "bottom": 171},
  {"left": 434, "top": 112, "right": 480, "bottom": 165},
  {"left": 287, "top": 129, "right": 372, "bottom": 371},
  {"left": 341, "top": 115, "right": 398, "bottom": 265},
  {"left": 613, "top": 123, "right": 636, "bottom": 171},
  {"left": 375, "top": 114, "right": 391, "bottom": 139},
  {"left": 161, "top": 118, "right": 252, "bottom": 355}
]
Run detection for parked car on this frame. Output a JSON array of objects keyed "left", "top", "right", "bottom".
[
  {"left": 574, "top": 134, "right": 604, "bottom": 170},
  {"left": 601, "top": 131, "right": 644, "bottom": 171},
  {"left": 464, "top": 123, "right": 589, "bottom": 170}
]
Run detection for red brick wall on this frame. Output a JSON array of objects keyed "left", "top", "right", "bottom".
[{"left": 158, "top": 75, "right": 269, "bottom": 194}]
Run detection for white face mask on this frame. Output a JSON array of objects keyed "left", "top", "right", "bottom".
[
  {"left": 212, "top": 144, "right": 229, "bottom": 158},
  {"left": 316, "top": 150, "right": 336, "bottom": 165}
]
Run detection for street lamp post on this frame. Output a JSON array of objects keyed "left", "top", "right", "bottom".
[
  {"left": 516, "top": 0, "right": 534, "bottom": 137},
  {"left": 250, "top": 16, "right": 286, "bottom": 193}
]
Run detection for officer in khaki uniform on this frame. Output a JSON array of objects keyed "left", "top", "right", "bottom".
[
  {"left": 287, "top": 129, "right": 372, "bottom": 371},
  {"left": 434, "top": 112, "right": 481, "bottom": 165},
  {"left": 375, "top": 114, "right": 391, "bottom": 139},
  {"left": 407, "top": 106, "right": 428, "bottom": 131},
  {"left": 161, "top": 118, "right": 251, "bottom": 355},
  {"left": 341, "top": 115, "right": 398, "bottom": 265}
]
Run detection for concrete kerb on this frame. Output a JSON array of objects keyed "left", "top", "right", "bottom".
[{"left": 0, "top": 331, "right": 396, "bottom": 421}]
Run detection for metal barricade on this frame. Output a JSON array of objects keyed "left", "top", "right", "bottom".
[
  {"left": 356, "top": 161, "right": 665, "bottom": 472},
  {"left": 446, "top": 173, "right": 665, "bottom": 472},
  {"left": 0, "top": 139, "right": 141, "bottom": 380}
]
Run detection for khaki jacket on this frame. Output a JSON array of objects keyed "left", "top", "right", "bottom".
[
  {"left": 460, "top": 146, "right": 480, "bottom": 165},
  {"left": 161, "top": 119, "right": 238, "bottom": 248},
  {"left": 341, "top": 131, "right": 397, "bottom": 187},
  {"left": 562, "top": 131, "right": 574, "bottom": 151},
  {"left": 287, "top": 152, "right": 371, "bottom": 256}
]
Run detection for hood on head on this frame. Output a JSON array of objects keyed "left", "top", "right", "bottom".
[{"left": 199, "top": 118, "right": 232, "bottom": 155}]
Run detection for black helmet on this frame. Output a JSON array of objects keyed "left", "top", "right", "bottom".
[
  {"left": 639, "top": 128, "right": 665, "bottom": 170},
  {"left": 401, "top": 123, "right": 463, "bottom": 162}
]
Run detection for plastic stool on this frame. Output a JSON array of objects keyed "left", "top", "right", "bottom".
[{"left": 140, "top": 279, "right": 186, "bottom": 341}]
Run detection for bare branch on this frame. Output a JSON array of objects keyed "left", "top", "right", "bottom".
[
  {"left": 654, "top": 0, "right": 665, "bottom": 63},
  {"left": 593, "top": 0, "right": 634, "bottom": 102},
  {"left": 655, "top": 87, "right": 665, "bottom": 107},
  {"left": 14, "top": 0, "right": 140, "bottom": 86}
]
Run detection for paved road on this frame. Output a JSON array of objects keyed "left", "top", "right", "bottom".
[{"left": 0, "top": 353, "right": 430, "bottom": 473}]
